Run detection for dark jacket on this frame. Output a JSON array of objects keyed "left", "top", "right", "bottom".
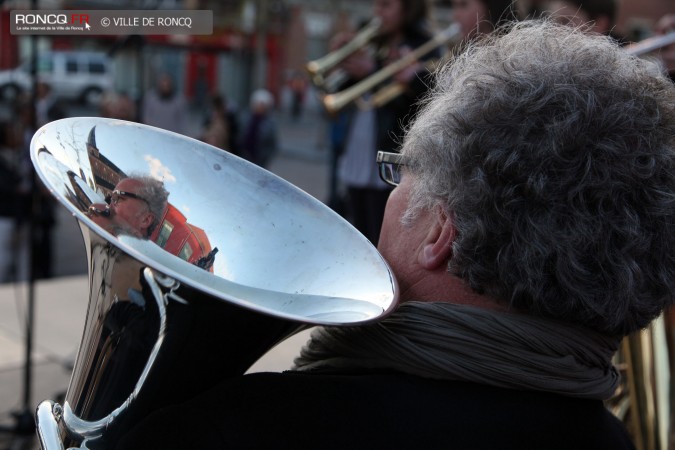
[{"left": 116, "top": 371, "right": 635, "bottom": 449}]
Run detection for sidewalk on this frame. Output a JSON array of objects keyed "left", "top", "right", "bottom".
[{"left": 0, "top": 109, "right": 332, "bottom": 449}]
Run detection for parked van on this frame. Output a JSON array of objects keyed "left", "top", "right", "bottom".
[{"left": 0, "top": 51, "right": 113, "bottom": 105}]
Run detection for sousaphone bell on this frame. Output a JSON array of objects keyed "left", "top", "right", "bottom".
[{"left": 30, "top": 117, "right": 398, "bottom": 449}]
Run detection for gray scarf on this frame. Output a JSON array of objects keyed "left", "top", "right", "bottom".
[{"left": 293, "top": 302, "right": 621, "bottom": 400}]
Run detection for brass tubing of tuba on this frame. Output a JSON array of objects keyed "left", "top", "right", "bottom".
[
  {"left": 321, "top": 23, "right": 461, "bottom": 115},
  {"left": 617, "top": 315, "right": 671, "bottom": 450},
  {"left": 305, "top": 17, "right": 382, "bottom": 91}
]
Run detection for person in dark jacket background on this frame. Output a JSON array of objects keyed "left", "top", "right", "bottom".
[
  {"left": 238, "top": 89, "right": 278, "bottom": 169},
  {"left": 331, "top": 0, "right": 439, "bottom": 245}
]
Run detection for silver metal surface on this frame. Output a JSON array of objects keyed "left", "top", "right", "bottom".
[
  {"left": 30, "top": 117, "right": 398, "bottom": 323},
  {"left": 59, "top": 268, "right": 170, "bottom": 441},
  {"left": 36, "top": 401, "right": 65, "bottom": 450},
  {"left": 30, "top": 117, "right": 399, "bottom": 449}
]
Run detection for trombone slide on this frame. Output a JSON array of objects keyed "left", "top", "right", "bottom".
[
  {"left": 322, "top": 23, "right": 461, "bottom": 115},
  {"left": 306, "top": 17, "right": 382, "bottom": 91},
  {"left": 625, "top": 31, "right": 675, "bottom": 56}
]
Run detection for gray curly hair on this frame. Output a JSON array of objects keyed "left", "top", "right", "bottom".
[{"left": 401, "top": 20, "right": 675, "bottom": 335}]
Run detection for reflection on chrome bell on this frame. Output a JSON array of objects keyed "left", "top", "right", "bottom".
[{"left": 31, "top": 117, "right": 398, "bottom": 449}]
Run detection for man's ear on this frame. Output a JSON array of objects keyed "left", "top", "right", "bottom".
[
  {"left": 141, "top": 213, "right": 155, "bottom": 230},
  {"left": 419, "top": 209, "right": 456, "bottom": 270}
]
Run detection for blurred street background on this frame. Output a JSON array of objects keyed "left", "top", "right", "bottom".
[{"left": 0, "top": 0, "right": 672, "bottom": 448}]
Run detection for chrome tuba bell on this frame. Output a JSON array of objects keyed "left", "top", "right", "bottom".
[{"left": 30, "top": 117, "right": 398, "bottom": 449}]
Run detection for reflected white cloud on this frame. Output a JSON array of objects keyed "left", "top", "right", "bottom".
[{"left": 144, "top": 155, "right": 177, "bottom": 183}]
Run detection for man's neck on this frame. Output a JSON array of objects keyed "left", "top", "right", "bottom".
[{"left": 402, "top": 271, "right": 505, "bottom": 311}]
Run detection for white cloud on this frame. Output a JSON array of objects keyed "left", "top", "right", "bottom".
[{"left": 144, "top": 155, "right": 177, "bottom": 183}]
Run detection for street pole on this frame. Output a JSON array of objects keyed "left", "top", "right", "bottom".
[{"left": 254, "top": 0, "right": 268, "bottom": 90}]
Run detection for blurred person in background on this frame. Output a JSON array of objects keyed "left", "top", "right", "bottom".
[
  {"left": 451, "top": 0, "right": 518, "bottom": 41},
  {"left": 9, "top": 97, "right": 57, "bottom": 280},
  {"left": 100, "top": 91, "right": 137, "bottom": 122},
  {"left": 35, "top": 81, "right": 67, "bottom": 128},
  {"left": 0, "top": 121, "right": 27, "bottom": 282},
  {"left": 326, "top": 0, "right": 516, "bottom": 227},
  {"left": 141, "top": 73, "right": 187, "bottom": 134},
  {"left": 544, "top": 0, "right": 623, "bottom": 41},
  {"left": 201, "top": 93, "right": 239, "bottom": 155},
  {"left": 288, "top": 71, "right": 308, "bottom": 121},
  {"left": 332, "top": 0, "right": 439, "bottom": 246},
  {"left": 238, "top": 89, "right": 278, "bottom": 168}
]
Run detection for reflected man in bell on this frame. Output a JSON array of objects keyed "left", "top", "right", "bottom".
[
  {"left": 89, "top": 175, "right": 169, "bottom": 239},
  {"left": 84, "top": 175, "right": 169, "bottom": 424}
]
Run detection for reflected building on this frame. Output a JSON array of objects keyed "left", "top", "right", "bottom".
[
  {"left": 86, "top": 126, "right": 125, "bottom": 195},
  {"left": 153, "top": 204, "right": 214, "bottom": 269}
]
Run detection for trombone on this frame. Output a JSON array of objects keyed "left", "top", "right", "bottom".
[
  {"left": 320, "top": 23, "right": 462, "bottom": 115},
  {"left": 316, "top": 28, "right": 675, "bottom": 116},
  {"left": 625, "top": 31, "right": 675, "bottom": 56},
  {"left": 305, "top": 17, "right": 382, "bottom": 94}
]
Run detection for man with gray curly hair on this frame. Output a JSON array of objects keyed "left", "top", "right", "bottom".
[
  {"left": 116, "top": 21, "right": 673, "bottom": 449},
  {"left": 382, "top": 20, "right": 674, "bottom": 337},
  {"left": 298, "top": 20, "right": 674, "bottom": 447},
  {"left": 89, "top": 174, "right": 168, "bottom": 239}
]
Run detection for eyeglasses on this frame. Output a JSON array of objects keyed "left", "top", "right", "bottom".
[
  {"left": 377, "top": 151, "right": 405, "bottom": 187},
  {"left": 105, "top": 189, "right": 149, "bottom": 206}
]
